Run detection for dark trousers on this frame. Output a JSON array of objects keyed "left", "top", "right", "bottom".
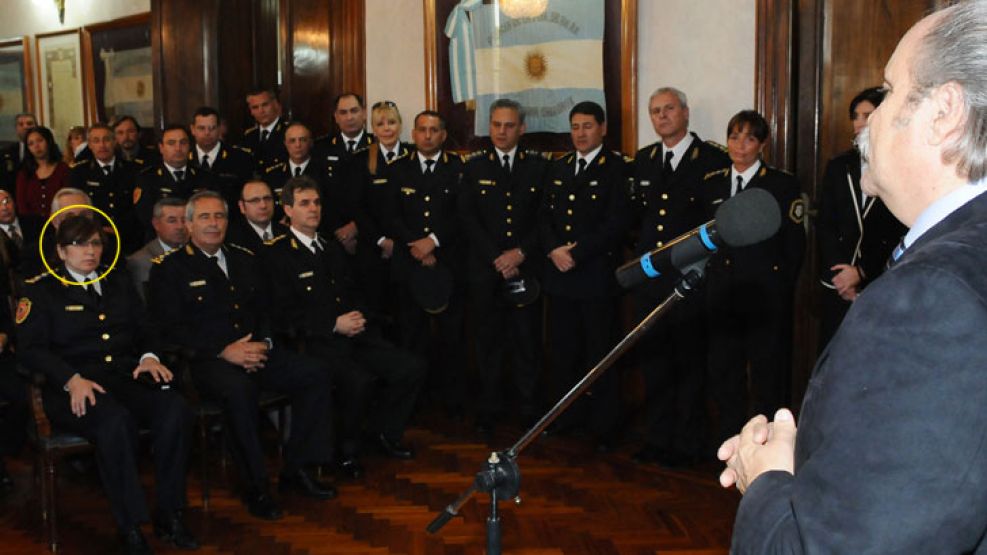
[
  {"left": 469, "top": 280, "right": 542, "bottom": 421},
  {"left": 305, "top": 335, "right": 425, "bottom": 456},
  {"left": 706, "top": 277, "right": 793, "bottom": 444},
  {"left": 42, "top": 371, "right": 192, "bottom": 531},
  {"left": 547, "top": 295, "right": 619, "bottom": 437},
  {"left": 191, "top": 348, "right": 332, "bottom": 491},
  {"left": 635, "top": 289, "right": 707, "bottom": 457},
  {"left": 0, "top": 357, "right": 28, "bottom": 458},
  {"left": 396, "top": 284, "right": 466, "bottom": 410}
]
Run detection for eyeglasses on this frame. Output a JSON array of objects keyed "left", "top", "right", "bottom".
[
  {"left": 243, "top": 195, "right": 274, "bottom": 205},
  {"left": 68, "top": 239, "right": 103, "bottom": 249},
  {"left": 372, "top": 100, "right": 397, "bottom": 110},
  {"left": 0, "top": 198, "right": 11, "bottom": 206}
]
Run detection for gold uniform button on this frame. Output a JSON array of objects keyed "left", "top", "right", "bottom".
[
  {"left": 101, "top": 333, "right": 110, "bottom": 340},
  {"left": 661, "top": 193, "right": 669, "bottom": 200},
  {"left": 197, "top": 296, "right": 203, "bottom": 301},
  {"left": 98, "top": 313, "right": 106, "bottom": 321},
  {"left": 425, "top": 195, "right": 431, "bottom": 202},
  {"left": 424, "top": 227, "right": 430, "bottom": 233},
  {"left": 568, "top": 194, "right": 575, "bottom": 201},
  {"left": 506, "top": 231, "right": 512, "bottom": 237},
  {"left": 657, "top": 241, "right": 664, "bottom": 247},
  {"left": 657, "top": 225, "right": 664, "bottom": 231},
  {"left": 659, "top": 209, "right": 667, "bottom": 216},
  {"left": 233, "top": 304, "right": 239, "bottom": 309},
  {"left": 566, "top": 209, "right": 573, "bottom": 216},
  {"left": 772, "top": 265, "right": 779, "bottom": 271},
  {"left": 565, "top": 224, "right": 572, "bottom": 231},
  {"left": 506, "top": 217, "right": 512, "bottom": 224},
  {"left": 506, "top": 205, "right": 513, "bottom": 211},
  {"left": 591, "top": 194, "right": 597, "bottom": 200},
  {"left": 335, "top": 297, "right": 341, "bottom": 303},
  {"left": 109, "top": 203, "right": 115, "bottom": 209},
  {"left": 725, "top": 259, "right": 732, "bottom": 266},
  {"left": 233, "top": 323, "right": 240, "bottom": 329},
  {"left": 229, "top": 286, "right": 235, "bottom": 292},
  {"left": 305, "top": 286, "right": 312, "bottom": 291},
  {"left": 506, "top": 192, "right": 512, "bottom": 198},
  {"left": 104, "top": 355, "right": 112, "bottom": 363},
  {"left": 109, "top": 192, "right": 115, "bottom": 197}
]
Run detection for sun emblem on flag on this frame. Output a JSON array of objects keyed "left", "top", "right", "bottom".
[
  {"left": 525, "top": 51, "right": 548, "bottom": 81},
  {"left": 136, "top": 80, "right": 146, "bottom": 98}
]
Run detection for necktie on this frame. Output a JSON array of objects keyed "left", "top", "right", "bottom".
[
  {"left": 576, "top": 158, "right": 587, "bottom": 175},
  {"left": 8, "top": 225, "right": 22, "bottom": 249},
  {"left": 174, "top": 170, "right": 185, "bottom": 182},
  {"left": 347, "top": 140, "right": 356, "bottom": 153},
  {"left": 262, "top": 229, "right": 271, "bottom": 241},
  {"left": 733, "top": 176, "right": 744, "bottom": 196},
  {"left": 662, "top": 151, "right": 674, "bottom": 176},
  {"left": 311, "top": 239, "right": 322, "bottom": 254},
  {"left": 209, "top": 254, "right": 227, "bottom": 277},
  {"left": 201, "top": 154, "right": 210, "bottom": 170},
  {"left": 386, "top": 151, "right": 395, "bottom": 161},
  {"left": 424, "top": 159, "right": 435, "bottom": 174},
  {"left": 260, "top": 129, "right": 270, "bottom": 143},
  {"left": 86, "top": 283, "right": 100, "bottom": 304},
  {"left": 294, "top": 166, "right": 302, "bottom": 177},
  {"left": 887, "top": 237, "right": 906, "bottom": 269},
  {"left": 102, "top": 164, "right": 112, "bottom": 177}
]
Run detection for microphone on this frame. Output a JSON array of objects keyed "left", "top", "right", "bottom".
[{"left": 616, "top": 187, "right": 781, "bottom": 289}]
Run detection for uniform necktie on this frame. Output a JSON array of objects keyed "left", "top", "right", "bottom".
[
  {"left": 424, "top": 159, "right": 435, "bottom": 175},
  {"left": 86, "top": 283, "right": 100, "bottom": 303},
  {"left": 294, "top": 166, "right": 302, "bottom": 177},
  {"left": 347, "top": 140, "right": 356, "bottom": 153},
  {"left": 260, "top": 130, "right": 270, "bottom": 143},
  {"left": 502, "top": 154, "right": 511, "bottom": 172},
  {"left": 8, "top": 225, "right": 22, "bottom": 249},
  {"left": 262, "top": 229, "right": 271, "bottom": 241},
  {"left": 209, "top": 254, "right": 227, "bottom": 277},
  {"left": 174, "top": 170, "right": 185, "bottom": 183},
  {"left": 201, "top": 154, "right": 210, "bottom": 170},
  {"left": 733, "top": 175, "right": 744, "bottom": 196},
  {"left": 576, "top": 158, "right": 587, "bottom": 175},
  {"left": 386, "top": 151, "right": 395, "bottom": 161},
  {"left": 102, "top": 164, "right": 112, "bottom": 177},
  {"left": 662, "top": 151, "right": 674, "bottom": 176},
  {"left": 311, "top": 239, "right": 322, "bottom": 254}
]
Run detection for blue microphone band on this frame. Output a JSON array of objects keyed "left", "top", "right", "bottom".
[
  {"left": 699, "top": 224, "right": 717, "bottom": 252},
  {"left": 639, "top": 253, "right": 660, "bottom": 278}
]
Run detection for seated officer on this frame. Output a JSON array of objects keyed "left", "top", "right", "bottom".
[
  {"left": 127, "top": 197, "right": 188, "bottom": 303},
  {"left": 148, "top": 190, "right": 335, "bottom": 520},
  {"left": 264, "top": 176, "right": 425, "bottom": 474},
  {"left": 16, "top": 215, "right": 196, "bottom": 554},
  {"left": 113, "top": 116, "right": 160, "bottom": 167},
  {"left": 226, "top": 179, "right": 288, "bottom": 253},
  {"left": 187, "top": 106, "right": 254, "bottom": 212}
]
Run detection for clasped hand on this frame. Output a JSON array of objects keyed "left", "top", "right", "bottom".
[
  {"left": 718, "top": 408, "right": 797, "bottom": 494},
  {"left": 220, "top": 333, "right": 270, "bottom": 373}
]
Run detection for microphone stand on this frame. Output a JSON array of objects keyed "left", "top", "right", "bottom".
[{"left": 426, "top": 266, "right": 708, "bottom": 554}]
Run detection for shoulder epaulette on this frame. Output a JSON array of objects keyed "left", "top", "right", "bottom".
[
  {"left": 133, "top": 158, "right": 145, "bottom": 165},
  {"left": 137, "top": 164, "right": 156, "bottom": 175},
  {"left": 24, "top": 272, "right": 50, "bottom": 284},
  {"left": 228, "top": 243, "right": 255, "bottom": 256},
  {"left": 466, "top": 149, "right": 487, "bottom": 161},
  {"left": 391, "top": 151, "right": 410, "bottom": 163},
  {"left": 151, "top": 247, "right": 180, "bottom": 265},
  {"left": 68, "top": 159, "right": 86, "bottom": 169},
  {"left": 244, "top": 126, "right": 258, "bottom": 135},
  {"left": 265, "top": 162, "right": 285, "bottom": 174},
  {"left": 265, "top": 233, "right": 289, "bottom": 246},
  {"left": 704, "top": 168, "right": 730, "bottom": 180},
  {"left": 705, "top": 140, "right": 728, "bottom": 152},
  {"left": 542, "top": 151, "right": 556, "bottom": 161},
  {"left": 353, "top": 145, "right": 370, "bottom": 155}
]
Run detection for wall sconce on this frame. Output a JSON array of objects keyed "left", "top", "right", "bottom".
[{"left": 54, "top": 0, "right": 65, "bottom": 23}]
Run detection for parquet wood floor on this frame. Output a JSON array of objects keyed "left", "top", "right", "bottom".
[{"left": 0, "top": 410, "right": 738, "bottom": 553}]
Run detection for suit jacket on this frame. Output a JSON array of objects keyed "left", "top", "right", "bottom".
[
  {"left": 817, "top": 148, "right": 906, "bottom": 289},
  {"left": 538, "top": 149, "right": 632, "bottom": 300},
  {"left": 312, "top": 132, "right": 375, "bottom": 232},
  {"left": 459, "top": 147, "right": 547, "bottom": 285},
  {"left": 348, "top": 142, "right": 411, "bottom": 252},
  {"left": 262, "top": 158, "right": 336, "bottom": 226},
  {"left": 732, "top": 189, "right": 987, "bottom": 554},
  {"left": 133, "top": 164, "right": 214, "bottom": 241},
  {"left": 149, "top": 242, "right": 271, "bottom": 361},
  {"left": 187, "top": 142, "right": 255, "bottom": 210},
  {"left": 225, "top": 218, "right": 288, "bottom": 254},
  {"left": 16, "top": 264, "right": 159, "bottom": 388},
  {"left": 126, "top": 238, "right": 169, "bottom": 303},
  {"left": 630, "top": 134, "right": 730, "bottom": 299},
  {"left": 238, "top": 118, "right": 290, "bottom": 172},
  {"left": 69, "top": 157, "right": 142, "bottom": 254}
]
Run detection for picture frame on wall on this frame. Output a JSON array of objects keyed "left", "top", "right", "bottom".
[
  {"left": 81, "top": 13, "right": 153, "bottom": 127},
  {"left": 0, "top": 37, "right": 34, "bottom": 143},
  {"left": 35, "top": 29, "right": 87, "bottom": 149}
]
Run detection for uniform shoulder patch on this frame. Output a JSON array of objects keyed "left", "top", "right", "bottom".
[
  {"left": 704, "top": 168, "right": 729, "bottom": 180},
  {"left": 789, "top": 197, "right": 806, "bottom": 224},
  {"left": 15, "top": 298, "right": 31, "bottom": 325},
  {"left": 265, "top": 162, "right": 285, "bottom": 174},
  {"left": 705, "top": 140, "right": 728, "bottom": 152},
  {"left": 265, "top": 233, "right": 289, "bottom": 246},
  {"left": 228, "top": 243, "right": 255, "bottom": 256},
  {"left": 133, "top": 187, "right": 142, "bottom": 205}
]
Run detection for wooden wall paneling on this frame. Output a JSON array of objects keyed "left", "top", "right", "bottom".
[
  {"left": 215, "top": 0, "right": 262, "bottom": 139},
  {"left": 619, "top": 0, "right": 638, "bottom": 154},
  {"left": 333, "top": 0, "right": 366, "bottom": 100},
  {"left": 281, "top": 0, "right": 331, "bottom": 135},
  {"left": 755, "top": 0, "right": 796, "bottom": 171},
  {"left": 151, "top": 0, "right": 218, "bottom": 127}
]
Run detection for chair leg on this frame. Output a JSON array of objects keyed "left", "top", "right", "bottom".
[
  {"left": 44, "top": 453, "right": 58, "bottom": 552},
  {"left": 199, "top": 418, "right": 210, "bottom": 511}
]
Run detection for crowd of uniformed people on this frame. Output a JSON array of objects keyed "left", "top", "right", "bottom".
[{"left": 0, "top": 84, "right": 900, "bottom": 553}]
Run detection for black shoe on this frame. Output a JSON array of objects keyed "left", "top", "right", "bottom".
[
  {"left": 279, "top": 469, "right": 337, "bottom": 500},
  {"left": 337, "top": 458, "right": 364, "bottom": 480},
  {"left": 153, "top": 510, "right": 199, "bottom": 550},
  {"left": 243, "top": 490, "right": 284, "bottom": 520},
  {"left": 377, "top": 433, "right": 414, "bottom": 459},
  {"left": 120, "top": 526, "right": 153, "bottom": 555}
]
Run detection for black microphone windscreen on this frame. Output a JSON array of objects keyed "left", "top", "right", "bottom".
[{"left": 714, "top": 188, "right": 782, "bottom": 247}]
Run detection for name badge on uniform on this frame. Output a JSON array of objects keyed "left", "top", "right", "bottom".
[
  {"left": 712, "top": 198, "right": 724, "bottom": 205},
  {"left": 373, "top": 178, "right": 388, "bottom": 184},
  {"left": 189, "top": 280, "right": 207, "bottom": 287},
  {"left": 401, "top": 187, "right": 416, "bottom": 195},
  {"left": 639, "top": 180, "right": 651, "bottom": 187},
  {"left": 327, "top": 155, "right": 339, "bottom": 161},
  {"left": 86, "top": 181, "right": 101, "bottom": 187},
  {"left": 298, "top": 271, "right": 314, "bottom": 279},
  {"left": 478, "top": 179, "right": 495, "bottom": 186},
  {"left": 589, "top": 180, "right": 599, "bottom": 187},
  {"left": 64, "top": 305, "right": 84, "bottom": 311},
  {"left": 553, "top": 180, "right": 563, "bottom": 186},
  {"left": 161, "top": 187, "right": 173, "bottom": 194}
]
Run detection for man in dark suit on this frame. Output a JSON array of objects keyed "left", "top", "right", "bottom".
[
  {"left": 69, "top": 123, "right": 142, "bottom": 254},
  {"left": 389, "top": 111, "right": 466, "bottom": 415},
  {"left": 133, "top": 125, "right": 214, "bottom": 241},
  {"left": 0, "top": 113, "right": 36, "bottom": 192},
  {"left": 188, "top": 106, "right": 254, "bottom": 211},
  {"left": 149, "top": 190, "right": 336, "bottom": 520},
  {"left": 112, "top": 116, "right": 160, "bottom": 167},
  {"left": 0, "top": 188, "right": 42, "bottom": 280},
  {"left": 226, "top": 180, "right": 288, "bottom": 253},
  {"left": 629, "top": 88, "right": 730, "bottom": 467},
  {"left": 460, "top": 99, "right": 547, "bottom": 433},
  {"left": 126, "top": 197, "right": 187, "bottom": 303},
  {"left": 538, "top": 101, "right": 631, "bottom": 451},
  {"left": 264, "top": 176, "right": 426, "bottom": 476},
  {"left": 720, "top": 4, "right": 987, "bottom": 552},
  {"left": 238, "top": 88, "right": 289, "bottom": 172},
  {"left": 701, "top": 110, "right": 805, "bottom": 446}
]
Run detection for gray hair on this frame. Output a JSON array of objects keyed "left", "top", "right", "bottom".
[
  {"left": 489, "top": 98, "right": 526, "bottom": 124},
  {"left": 152, "top": 197, "right": 188, "bottom": 220},
  {"left": 649, "top": 87, "right": 689, "bottom": 110},
  {"left": 185, "top": 190, "right": 228, "bottom": 221},
  {"left": 50, "top": 187, "right": 92, "bottom": 213},
  {"left": 911, "top": 0, "right": 987, "bottom": 181}
]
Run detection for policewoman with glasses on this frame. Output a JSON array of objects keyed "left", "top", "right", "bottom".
[{"left": 16, "top": 215, "right": 197, "bottom": 554}]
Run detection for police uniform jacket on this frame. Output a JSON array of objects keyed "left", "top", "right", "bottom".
[
  {"left": 631, "top": 134, "right": 730, "bottom": 297},
  {"left": 312, "top": 132, "right": 375, "bottom": 230},
  {"left": 148, "top": 242, "right": 270, "bottom": 361},
  {"left": 133, "top": 164, "right": 214, "bottom": 236},
  {"left": 388, "top": 150, "right": 464, "bottom": 281},
  {"left": 188, "top": 142, "right": 255, "bottom": 209},
  {"left": 348, "top": 143, "right": 411, "bottom": 252},
  {"left": 263, "top": 157, "right": 339, "bottom": 225},
  {"left": 238, "top": 118, "right": 290, "bottom": 171},
  {"left": 118, "top": 144, "right": 161, "bottom": 167},
  {"left": 460, "top": 147, "right": 547, "bottom": 283},
  {"left": 69, "top": 157, "right": 139, "bottom": 231},
  {"left": 16, "top": 265, "right": 160, "bottom": 388},
  {"left": 538, "top": 149, "right": 632, "bottom": 300},
  {"left": 0, "top": 142, "right": 24, "bottom": 192},
  {"left": 702, "top": 164, "right": 806, "bottom": 288},
  {"left": 817, "top": 148, "right": 905, "bottom": 289},
  {"left": 225, "top": 219, "right": 288, "bottom": 254}
]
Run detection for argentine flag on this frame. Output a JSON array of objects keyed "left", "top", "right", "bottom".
[{"left": 470, "top": 0, "right": 605, "bottom": 134}]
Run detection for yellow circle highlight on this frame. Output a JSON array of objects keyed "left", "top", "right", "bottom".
[{"left": 39, "top": 204, "right": 121, "bottom": 287}]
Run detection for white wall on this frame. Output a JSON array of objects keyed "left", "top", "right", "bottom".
[
  {"left": 0, "top": 0, "right": 149, "bottom": 38},
  {"left": 637, "top": 0, "right": 756, "bottom": 149},
  {"left": 365, "top": 0, "right": 425, "bottom": 142}
]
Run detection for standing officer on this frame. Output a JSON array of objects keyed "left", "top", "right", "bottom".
[
  {"left": 226, "top": 180, "right": 288, "bottom": 253},
  {"left": 69, "top": 123, "right": 141, "bottom": 254},
  {"left": 389, "top": 111, "right": 466, "bottom": 415},
  {"left": 629, "top": 88, "right": 730, "bottom": 467},
  {"left": 1, "top": 113, "right": 37, "bottom": 191},
  {"left": 263, "top": 123, "right": 334, "bottom": 227},
  {"left": 539, "top": 101, "right": 631, "bottom": 452},
  {"left": 265, "top": 176, "right": 425, "bottom": 475},
  {"left": 188, "top": 106, "right": 254, "bottom": 212},
  {"left": 112, "top": 116, "right": 160, "bottom": 167},
  {"left": 133, "top": 125, "right": 213, "bottom": 241},
  {"left": 17, "top": 215, "right": 196, "bottom": 553},
  {"left": 149, "top": 191, "right": 336, "bottom": 520},
  {"left": 702, "top": 110, "right": 805, "bottom": 445},
  {"left": 460, "top": 99, "right": 546, "bottom": 433},
  {"left": 238, "top": 88, "right": 289, "bottom": 172}
]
